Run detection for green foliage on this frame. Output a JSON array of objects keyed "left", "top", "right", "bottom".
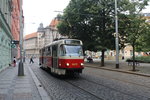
[
  {"left": 119, "top": 1, "right": 149, "bottom": 69},
  {"left": 58, "top": 0, "right": 116, "bottom": 51},
  {"left": 57, "top": 0, "right": 149, "bottom": 67},
  {"left": 57, "top": 0, "right": 149, "bottom": 52},
  {"left": 136, "top": 23, "right": 150, "bottom": 52},
  {"left": 127, "top": 56, "right": 150, "bottom": 63},
  {"left": 119, "top": 0, "right": 149, "bottom": 46},
  {"left": 136, "top": 56, "right": 150, "bottom": 63}
]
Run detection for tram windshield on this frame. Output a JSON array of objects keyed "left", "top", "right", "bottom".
[{"left": 60, "top": 45, "right": 83, "bottom": 56}]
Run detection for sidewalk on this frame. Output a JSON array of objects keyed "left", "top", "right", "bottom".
[
  {"left": 0, "top": 62, "right": 50, "bottom": 100},
  {"left": 84, "top": 59, "right": 150, "bottom": 77}
]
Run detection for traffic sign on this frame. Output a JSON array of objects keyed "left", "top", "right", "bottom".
[
  {"left": 11, "top": 40, "right": 19, "bottom": 44},
  {"left": 11, "top": 44, "right": 16, "bottom": 48}
]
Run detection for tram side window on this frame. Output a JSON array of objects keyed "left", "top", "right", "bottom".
[
  {"left": 47, "top": 46, "right": 51, "bottom": 56},
  {"left": 45, "top": 47, "right": 48, "bottom": 56},
  {"left": 39, "top": 50, "right": 41, "bottom": 56},
  {"left": 43, "top": 48, "right": 46, "bottom": 56},
  {"left": 52, "top": 45, "right": 57, "bottom": 57},
  {"left": 59, "top": 45, "right": 65, "bottom": 56},
  {"left": 40, "top": 49, "right": 43, "bottom": 56}
]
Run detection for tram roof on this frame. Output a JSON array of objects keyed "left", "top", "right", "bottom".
[{"left": 45, "top": 39, "right": 83, "bottom": 47}]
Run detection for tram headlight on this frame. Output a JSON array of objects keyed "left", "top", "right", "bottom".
[
  {"left": 66, "top": 63, "right": 70, "bottom": 66},
  {"left": 81, "top": 63, "right": 84, "bottom": 66},
  {"left": 59, "top": 63, "right": 61, "bottom": 66}
]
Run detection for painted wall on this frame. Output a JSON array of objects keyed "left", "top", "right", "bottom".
[
  {"left": 0, "top": 0, "right": 12, "bottom": 70},
  {"left": 11, "top": 0, "right": 21, "bottom": 59}
]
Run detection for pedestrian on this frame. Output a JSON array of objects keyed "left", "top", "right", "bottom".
[
  {"left": 30, "top": 57, "right": 34, "bottom": 64},
  {"left": 87, "top": 55, "right": 93, "bottom": 63},
  {"left": 13, "top": 56, "right": 16, "bottom": 67},
  {"left": 122, "top": 56, "right": 124, "bottom": 60}
]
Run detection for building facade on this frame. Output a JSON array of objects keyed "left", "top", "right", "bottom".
[
  {"left": 24, "top": 32, "right": 39, "bottom": 58},
  {"left": 37, "top": 18, "right": 66, "bottom": 49},
  {"left": 0, "top": 0, "right": 13, "bottom": 71},
  {"left": 143, "top": 13, "right": 150, "bottom": 23},
  {"left": 11, "top": 0, "right": 22, "bottom": 59},
  {"left": 24, "top": 17, "right": 67, "bottom": 58},
  {"left": 42, "top": 18, "right": 65, "bottom": 47},
  {"left": 38, "top": 17, "right": 65, "bottom": 47}
]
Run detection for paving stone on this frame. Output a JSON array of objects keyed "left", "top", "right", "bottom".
[
  {"left": 0, "top": 94, "right": 5, "bottom": 100},
  {"left": 0, "top": 81, "right": 12, "bottom": 84},
  {"left": 0, "top": 84, "right": 10, "bottom": 89},
  {"left": 0, "top": 89, "right": 8, "bottom": 94},
  {"left": 13, "top": 93, "right": 32, "bottom": 100},
  {"left": 15, "top": 83, "right": 31, "bottom": 88},
  {"left": 0, "top": 63, "right": 42, "bottom": 100},
  {"left": 14, "top": 88, "right": 32, "bottom": 94}
]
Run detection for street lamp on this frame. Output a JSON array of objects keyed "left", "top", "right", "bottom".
[
  {"left": 18, "top": 0, "right": 24, "bottom": 76},
  {"left": 115, "top": 0, "right": 119, "bottom": 68}
]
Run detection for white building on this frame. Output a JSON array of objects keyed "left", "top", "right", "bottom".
[
  {"left": 24, "top": 32, "right": 39, "bottom": 58},
  {"left": 24, "top": 17, "right": 67, "bottom": 57}
]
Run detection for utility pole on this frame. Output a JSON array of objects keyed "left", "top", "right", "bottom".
[
  {"left": 115, "top": 0, "right": 119, "bottom": 68},
  {"left": 18, "top": 0, "right": 24, "bottom": 76}
]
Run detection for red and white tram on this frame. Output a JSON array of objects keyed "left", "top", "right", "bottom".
[{"left": 39, "top": 39, "right": 84, "bottom": 75}]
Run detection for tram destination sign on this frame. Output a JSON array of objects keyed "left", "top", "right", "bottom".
[{"left": 65, "top": 40, "right": 81, "bottom": 45}]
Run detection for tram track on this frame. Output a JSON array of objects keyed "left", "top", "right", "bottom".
[
  {"left": 63, "top": 76, "right": 148, "bottom": 100},
  {"left": 31, "top": 66, "right": 102, "bottom": 100},
  {"left": 30, "top": 63, "right": 150, "bottom": 100},
  {"left": 80, "top": 75, "right": 149, "bottom": 99},
  {"left": 63, "top": 79, "right": 104, "bottom": 100},
  {"left": 85, "top": 66, "right": 150, "bottom": 88}
]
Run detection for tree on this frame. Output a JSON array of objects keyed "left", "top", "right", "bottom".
[
  {"left": 57, "top": 0, "right": 149, "bottom": 67},
  {"left": 118, "top": 0, "right": 149, "bottom": 71},
  {"left": 136, "top": 22, "right": 150, "bottom": 53},
  {"left": 126, "top": 16, "right": 149, "bottom": 71},
  {"left": 58, "top": 0, "right": 116, "bottom": 66}
]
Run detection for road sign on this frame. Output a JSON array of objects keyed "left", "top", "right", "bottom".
[
  {"left": 11, "top": 44, "right": 16, "bottom": 48},
  {"left": 11, "top": 40, "right": 19, "bottom": 44}
]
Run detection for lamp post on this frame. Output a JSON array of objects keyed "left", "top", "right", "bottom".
[
  {"left": 18, "top": 0, "right": 24, "bottom": 76},
  {"left": 115, "top": 0, "right": 119, "bottom": 68}
]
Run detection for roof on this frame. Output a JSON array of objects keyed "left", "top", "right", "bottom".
[
  {"left": 49, "top": 19, "right": 60, "bottom": 27},
  {"left": 45, "top": 39, "right": 82, "bottom": 47},
  {"left": 24, "top": 32, "right": 37, "bottom": 40}
]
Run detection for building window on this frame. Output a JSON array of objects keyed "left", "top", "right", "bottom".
[
  {"left": 1, "top": 35, "right": 4, "bottom": 42},
  {"left": 130, "top": 50, "right": 133, "bottom": 56}
]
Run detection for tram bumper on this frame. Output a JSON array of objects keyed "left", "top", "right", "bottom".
[
  {"left": 51, "top": 67, "right": 84, "bottom": 75},
  {"left": 65, "top": 68, "right": 84, "bottom": 73},
  {"left": 51, "top": 68, "right": 66, "bottom": 75}
]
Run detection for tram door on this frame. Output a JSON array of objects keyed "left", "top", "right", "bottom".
[
  {"left": 40, "top": 49, "right": 44, "bottom": 65},
  {"left": 52, "top": 45, "right": 58, "bottom": 68},
  {"left": 41, "top": 49, "right": 44, "bottom": 64}
]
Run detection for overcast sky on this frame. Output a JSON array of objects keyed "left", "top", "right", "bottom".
[
  {"left": 23, "top": 0, "right": 150, "bottom": 35},
  {"left": 23, "top": 0, "right": 70, "bottom": 35}
]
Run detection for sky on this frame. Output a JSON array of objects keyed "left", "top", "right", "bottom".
[
  {"left": 23, "top": 0, "right": 150, "bottom": 35},
  {"left": 23, "top": 0, "right": 71, "bottom": 35}
]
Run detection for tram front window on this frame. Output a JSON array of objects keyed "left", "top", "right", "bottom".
[{"left": 60, "top": 45, "right": 83, "bottom": 56}]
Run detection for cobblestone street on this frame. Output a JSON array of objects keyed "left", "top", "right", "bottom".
[
  {"left": 1, "top": 0, "right": 150, "bottom": 100},
  {"left": 30, "top": 59, "right": 150, "bottom": 100}
]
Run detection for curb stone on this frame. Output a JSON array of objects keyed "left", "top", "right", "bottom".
[{"left": 28, "top": 65, "right": 52, "bottom": 100}]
